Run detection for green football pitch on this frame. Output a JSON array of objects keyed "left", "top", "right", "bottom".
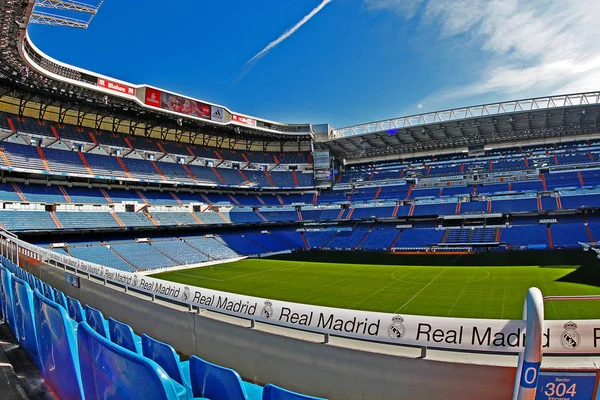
[{"left": 151, "top": 259, "right": 600, "bottom": 320}]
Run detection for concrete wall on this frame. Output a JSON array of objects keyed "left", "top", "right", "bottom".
[{"left": 24, "top": 257, "right": 518, "bottom": 400}]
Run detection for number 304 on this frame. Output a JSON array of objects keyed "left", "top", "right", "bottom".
[{"left": 543, "top": 383, "right": 576, "bottom": 397}]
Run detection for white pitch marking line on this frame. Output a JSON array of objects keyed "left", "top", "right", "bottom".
[
  {"left": 394, "top": 267, "right": 448, "bottom": 313},
  {"left": 446, "top": 268, "right": 478, "bottom": 317}
]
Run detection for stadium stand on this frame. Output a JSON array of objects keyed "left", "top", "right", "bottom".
[{"left": 1, "top": 259, "right": 325, "bottom": 399}]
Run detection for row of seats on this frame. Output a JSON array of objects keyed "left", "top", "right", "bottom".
[
  {"left": 0, "top": 256, "right": 324, "bottom": 399},
  {"left": 47, "top": 237, "right": 241, "bottom": 271},
  {"left": 338, "top": 139, "right": 600, "bottom": 183},
  {"left": 3, "top": 112, "right": 311, "bottom": 164},
  {"left": 2, "top": 189, "right": 600, "bottom": 232},
  {"left": 0, "top": 142, "right": 314, "bottom": 190}
]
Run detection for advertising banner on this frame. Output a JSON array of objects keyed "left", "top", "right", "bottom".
[
  {"left": 14, "top": 235, "right": 600, "bottom": 354},
  {"left": 144, "top": 88, "right": 210, "bottom": 119},
  {"left": 97, "top": 78, "right": 136, "bottom": 96},
  {"left": 211, "top": 106, "right": 225, "bottom": 123},
  {"left": 232, "top": 114, "right": 257, "bottom": 127},
  {"left": 161, "top": 92, "right": 210, "bottom": 119},
  {"left": 145, "top": 87, "right": 161, "bottom": 108}
]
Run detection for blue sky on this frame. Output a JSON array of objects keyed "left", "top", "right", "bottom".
[{"left": 28, "top": 0, "right": 600, "bottom": 128}]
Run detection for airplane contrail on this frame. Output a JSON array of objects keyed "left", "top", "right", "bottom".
[
  {"left": 230, "top": 0, "right": 333, "bottom": 86},
  {"left": 244, "top": 0, "right": 333, "bottom": 66}
]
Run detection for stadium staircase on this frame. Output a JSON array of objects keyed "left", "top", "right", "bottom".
[
  {"left": 58, "top": 186, "right": 72, "bottom": 203},
  {"left": 181, "top": 239, "right": 213, "bottom": 259},
  {"left": 116, "top": 157, "right": 132, "bottom": 178},
  {"left": 109, "top": 212, "right": 126, "bottom": 227},
  {"left": 255, "top": 210, "right": 267, "bottom": 222},
  {"left": 353, "top": 223, "right": 375, "bottom": 249},
  {"left": 149, "top": 243, "right": 183, "bottom": 265},
  {"left": 264, "top": 171, "right": 276, "bottom": 187},
  {"left": 150, "top": 161, "right": 166, "bottom": 179},
  {"left": 77, "top": 152, "right": 94, "bottom": 175},
  {"left": 182, "top": 164, "right": 197, "bottom": 180},
  {"left": 300, "top": 232, "right": 310, "bottom": 250},
  {"left": 189, "top": 212, "right": 203, "bottom": 225},
  {"left": 322, "top": 231, "right": 339, "bottom": 248},
  {"left": 142, "top": 208, "right": 160, "bottom": 226},
  {"left": 106, "top": 245, "right": 142, "bottom": 271},
  {"left": 11, "top": 183, "right": 26, "bottom": 201},
  {"left": 49, "top": 212, "right": 62, "bottom": 229},
  {"left": 211, "top": 167, "right": 227, "bottom": 185},
  {"left": 35, "top": 146, "right": 50, "bottom": 172},
  {"left": 238, "top": 169, "right": 252, "bottom": 185},
  {"left": 100, "top": 188, "right": 113, "bottom": 204},
  {"left": 388, "top": 230, "right": 403, "bottom": 250}
]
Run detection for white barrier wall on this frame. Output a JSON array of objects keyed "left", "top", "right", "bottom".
[{"left": 19, "top": 238, "right": 600, "bottom": 354}]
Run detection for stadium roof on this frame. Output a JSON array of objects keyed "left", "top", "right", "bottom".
[{"left": 316, "top": 92, "right": 600, "bottom": 161}]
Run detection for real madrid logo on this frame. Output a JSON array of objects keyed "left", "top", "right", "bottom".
[
  {"left": 388, "top": 315, "right": 406, "bottom": 339},
  {"left": 132, "top": 275, "right": 139, "bottom": 287},
  {"left": 560, "top": 321, "right": 580, "bottom": 350},
  {"left": 261, "top": 300, "right": 273, "bottom": 319},
  {"left": 182, "top": 286, "right": 191, "bottom": 301}
]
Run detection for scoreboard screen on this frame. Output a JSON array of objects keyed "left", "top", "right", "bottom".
[
  {"left": 535, "top": 371, "right": 597, "bottom": 400},
  {"left": 313, "top": 151, "right": 330, "bottom": 169}
]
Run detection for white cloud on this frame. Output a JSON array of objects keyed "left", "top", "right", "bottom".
[
  {"left": 366, "top": 0, "right": 600, "bottom": 107},
  {"left": 364, "top": 0, "right": 423, "bottom": 18}
]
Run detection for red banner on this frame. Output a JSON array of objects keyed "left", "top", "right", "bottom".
[
  {"left": 232, "top": 114, "right": 257, "bottom": 127},
  {"left": 97, "top": 78, "right": 136, "bottom": 96},
  {"left": 145, "top": 87, "right": 161, "bottom": 108}
]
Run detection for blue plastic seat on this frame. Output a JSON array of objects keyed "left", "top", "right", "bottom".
[
  {"left": 66, "top": 295, "right": 86, "bottom": 323},
  {"left": 11, "top": 277, "right": 40, "bottom": 368},
  {"left": 84, "top": 304, "right": 110, "bottom": 339},
  {"left": 26, "top": 272, "right": 36, "bottom": 290},
  {"left": 54, "top": 289, "right": 68, "bottom": 310},
  {"left": 189, "top": 355, "right": 263, "bottom": 400},
  {"left": 42, "top": 282, "right": 55, "bottom": 301},
  {"left": 142, "top": 334, "right": 192, "bottom": 397},
  {"left": 262, "top": 384, "right": 326, "bottom": 400},
  {"left": 108, "top": 317, "right": 142, "bottom": 354},
  {"left": 33, "top": 290, "right": 84, "bottom": 400},
  {"left": 0, "top": 269, "right": 4, "bottom": 321},
  {"left": 0, "top": 266, "right": 16, "bottom": 336},
  {"left": 78, "top": 321, "right": 190, "bottom": 400},
  {"left": 34, "top": 277, "right": 44, "bottom": 294}
]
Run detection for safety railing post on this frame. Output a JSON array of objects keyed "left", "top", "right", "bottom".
[{"left": 513, "top": 287, "right": 544, "bottom": 400}]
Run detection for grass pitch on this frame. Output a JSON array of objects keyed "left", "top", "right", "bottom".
[{"left": 152, "top": 259, "right": 600, "bottom": 319}]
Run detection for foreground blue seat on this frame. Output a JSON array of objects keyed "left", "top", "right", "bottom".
[
  {"left": 84, "top": 304, "right": 110, "bottom": 339},
  {"left": 34, "top": 277, "right": 44, "bottom": 293},
  {"left": 33, "top": 290, "right": 84, "bottom": 400},
  {"left": 0, "top": 266, "right": 16, "bottom": 336},
  {"left": 262, "top": 384, "right": 326, "bottom": 400},
  {"left": 142, "top": 334, "right": 192, "bottom": 397},
  {"left": 26, "top": 272, "right": 36, "bottom": 289},
  {"left": 78, "top": 321, "right": 191, "bottom": 400},
  {"left": 42, "top": 282, "right": 55, "bottom": 301},
  {"left": 11, "top": 277, "right": 40, "bottom": 368},
  {"left": 54, "top": 289, "right": 68, "bottom": 310},
  {"left": 109, "top": 317, "right": 142, "bottom": 354},
  {"left": 66, "top": 295, "right": 86, "bottom": 323},
  {"left": 189, "top": 356, "right": 263, "bottom": 400}
]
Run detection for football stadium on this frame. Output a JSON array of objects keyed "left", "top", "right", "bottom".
[{"left": 1, "top": 1, "right": 600, "bottom": 399}]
